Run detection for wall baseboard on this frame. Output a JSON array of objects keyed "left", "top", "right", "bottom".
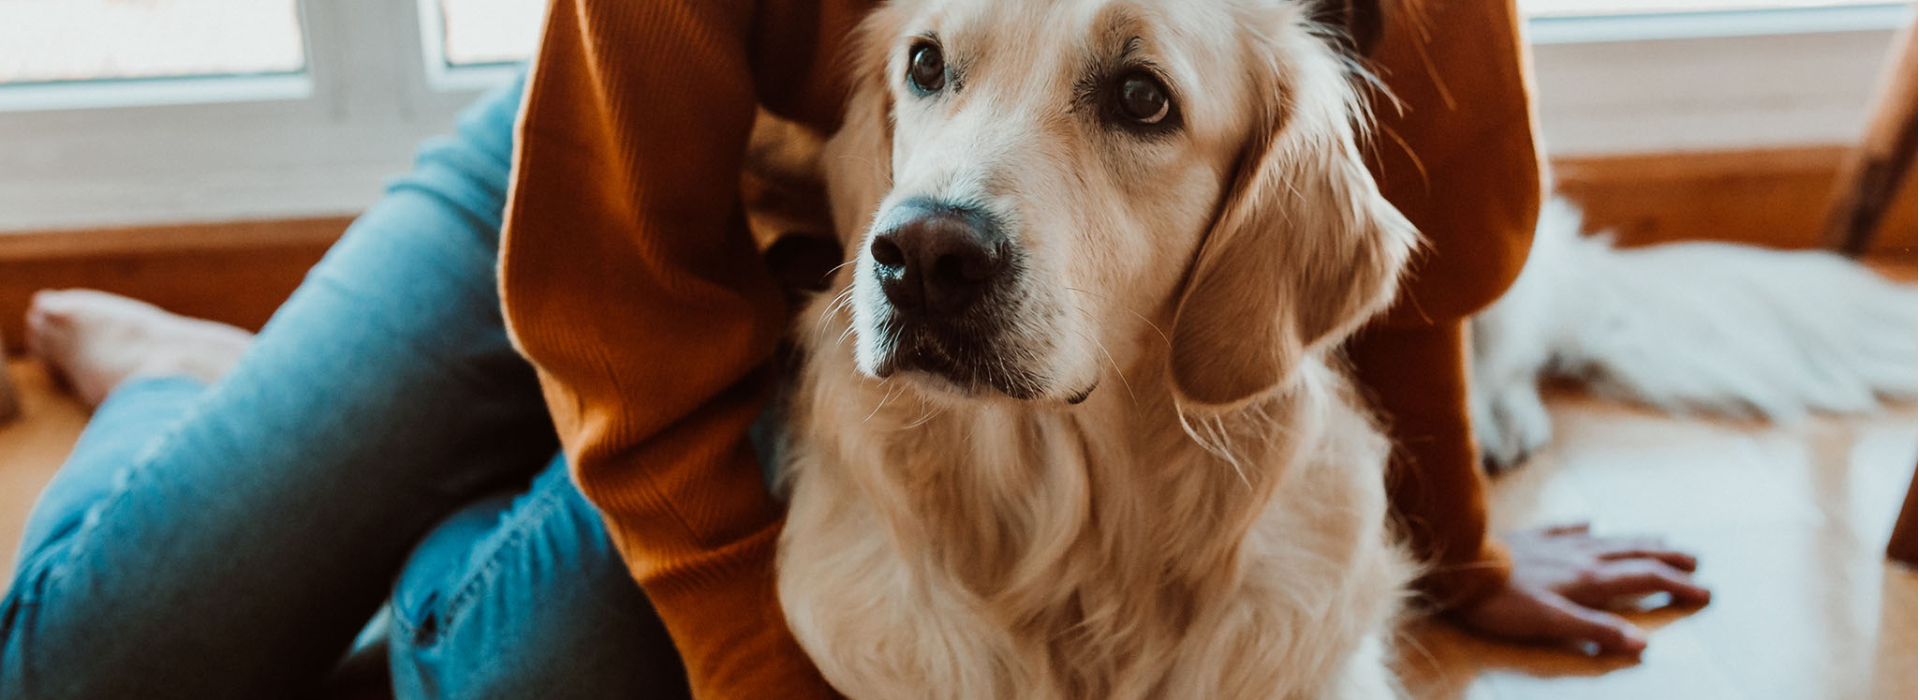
[
  {"left": 0, "top": 217, "right": 349, "bottom": 355},
  {"left": 1, "top": 146, "right": 1911, "bottom": 356},
  {"left": 1557, "top": 145, "right": 1915, "bottom": 255}
]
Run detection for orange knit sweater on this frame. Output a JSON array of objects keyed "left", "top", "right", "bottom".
[{"left": 499, "top": 1, "right": 1538, "bottom": 698}]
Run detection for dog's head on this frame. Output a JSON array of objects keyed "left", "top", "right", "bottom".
[{"left": 834, "top": 0, "right": 1416, "bottom": 410}]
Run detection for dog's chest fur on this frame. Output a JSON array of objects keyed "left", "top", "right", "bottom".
[{"left": 775, "top": 320, "right": 1408, "bottom": 700}]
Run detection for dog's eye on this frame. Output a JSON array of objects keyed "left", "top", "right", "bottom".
[
  {"left": 908, "top": 43, "right": 947, "bottom": 93},
  {"left": 1115, "top": 72, "right": 1171, "bottom": 125}
]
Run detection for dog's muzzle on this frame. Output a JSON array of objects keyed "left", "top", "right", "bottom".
[
  {"left": 867, "top": 199, "right": 1038, "bottom": 397},
  {"left": 870, "top": 200, "right": 1008, "bottom": 316}
]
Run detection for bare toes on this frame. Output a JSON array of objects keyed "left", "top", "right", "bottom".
[{"left": 21, "top": 290, "right": 253, "bottom": 407}]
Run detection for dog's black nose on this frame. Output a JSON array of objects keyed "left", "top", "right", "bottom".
[{"left": 870, "top": 205, "right": 1007, "bottom": 316}]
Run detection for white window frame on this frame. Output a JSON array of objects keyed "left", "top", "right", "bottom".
[
  {"left": 0, "top": 0, "right": 510, "bottom": 232},
  {"left": 1530, "top": 3, "right": 1913, "bottom": 156},
  {"left": 0, "top": 1, "right": 1909, "bottom": 232}
]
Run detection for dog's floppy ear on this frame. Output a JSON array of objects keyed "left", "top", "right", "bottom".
[{"left": 1168, "top": 29, "right": 1417, "bottom": 410}]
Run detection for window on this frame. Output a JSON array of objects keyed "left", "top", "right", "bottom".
[
  {"left": 0, "top": 0, "right": 556, "bottom": 231},
  {"left": 0, "top": 0, "right": 304, "bottom": 85},
  {"left": 435, "top": 0, "right": 545, "bottom": 66},
  {"left": 0, "top": 0, "right": 1911, "bottom": 232},
  {"left": 1522, "top": 0, "right": 1913, "bottom": 155},
  {"left": 1523, "top": 0, "right": 1904, "bottom": 17}
]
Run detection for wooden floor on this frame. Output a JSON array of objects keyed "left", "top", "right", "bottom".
[
  {"left": 1396, "top": 393, "right": 1917, "bottom": 700},
  {"left": 0, "top": 357, "right": 1914, "bottom": 698},
  {"left": 0, "top": 360, "right": 87, "bottom": 571}
]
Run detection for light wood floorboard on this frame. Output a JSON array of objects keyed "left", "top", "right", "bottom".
[{"left": 1, "top": 345, "right": 1914, "bottom": 698}]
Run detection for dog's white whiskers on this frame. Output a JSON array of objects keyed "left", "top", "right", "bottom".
[
  {"left": 1060, "top": 305, "right": 1136, "bottom": 406},
  {"left": 1064, "top": 286, "right": 1170, "bottom": 349},
  {"left": 902, "top": 396, "right": 946, "bottom": 430},
  {"left": 812, "top": 289, "right": 847, "bottom": 340},
  {"left": 1094, "top": 338, "right": 1136, "bottom": 405},
  {"left": 865, "top": 382, "right": 903, "bottom": 423},
  {"left": 824, "top": 258, "right": 859, "bottom": 278},
  {"left": 813, "top": 286, "right": 858, "bottom": 345}
]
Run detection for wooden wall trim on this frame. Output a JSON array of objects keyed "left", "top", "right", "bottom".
[
  {"left": 0, "top": 217, "right": 349, "bottom": 260},
  {"left": 1555, "top": 145, "right": 1915, "bottom": 254},
  {"left": 0, "top": 217, "right": 351, "bottom": 355}
]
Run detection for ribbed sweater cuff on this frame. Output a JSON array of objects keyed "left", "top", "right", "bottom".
[{"left": 1418, "top": 537, "right": 1513, "bottom": 612}]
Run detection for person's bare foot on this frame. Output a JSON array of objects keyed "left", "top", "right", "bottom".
[{"left": 25, "top": 290, "right": 254, "bottom": 407}]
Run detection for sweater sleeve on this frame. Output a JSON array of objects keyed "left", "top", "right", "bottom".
[
  {"left": 498, "top": 0, "right": 869, "bottom": 697},
  {"left": 1368, "top": 0, "right": 1542, "bottom": 329},
  {"left": 1354, "top": 0, "right": 1541, "bottom": 609},
  {"left": 1350, "top": 320, "right": 1513, "bottom": 609}
]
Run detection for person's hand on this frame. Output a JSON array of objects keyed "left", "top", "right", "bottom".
[{"left": 1452, "top": 523, "right": 1710, "bottom": 657}]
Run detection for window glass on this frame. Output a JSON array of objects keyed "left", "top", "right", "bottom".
[
  {"left": 0, "top": 0, "right": 303, "bottom": 85},
  {"left": 437, "top": 0, "right": 543, "bottom": 66},
  {"left": 1523, "top": 0, "right": 1908, "bottom": 18}
]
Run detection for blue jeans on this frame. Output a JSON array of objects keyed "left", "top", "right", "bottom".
[{"left": 1, "top": 75, "right": 690, "bottom": 699}]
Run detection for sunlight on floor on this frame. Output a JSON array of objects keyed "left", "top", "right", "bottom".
[
  {"left": 1398, "top": 389, "right": 1918, "bottom": 700},
  {"left": 2, "top": 357, "right": 1915, "bottom": 698}
]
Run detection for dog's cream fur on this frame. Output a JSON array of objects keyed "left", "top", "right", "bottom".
[
  {"left": 774, "top": 1, "right": 1419, "bottom": 698},
  {"left": 1471, "top": 198, "right": 1920, "bottom": 473}
]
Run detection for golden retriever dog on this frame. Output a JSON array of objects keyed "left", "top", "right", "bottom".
[{"left": 773, "top": 0, "right": 1419, "bottom": 697}]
